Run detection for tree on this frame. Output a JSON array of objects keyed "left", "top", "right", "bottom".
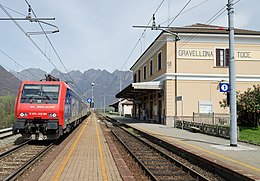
[
  {"left": 0, "top": 96, "right": 16, "bottom": 128},
  {"left": 220, "top": 84, "right": 260, "bottom": 127}
]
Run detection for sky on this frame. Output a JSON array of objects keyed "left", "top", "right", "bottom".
[{"left": 0, "top": 0, "right": 260, "bottom": 74}]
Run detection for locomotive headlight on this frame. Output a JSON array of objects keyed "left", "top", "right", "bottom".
[
  {"left": 19, "top": 112, "right": 28, "bottom": 117},
  {"left": 48, "top": 113, "right": 57, "bottom": 118}
]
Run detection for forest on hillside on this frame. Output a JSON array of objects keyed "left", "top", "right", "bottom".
[{"left": 0, "top": 96, "right": 16, "bottom": 128}]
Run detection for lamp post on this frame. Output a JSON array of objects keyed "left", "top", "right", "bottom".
[{"left": 91, "top": 82, "right": 94, "bottom": 109}]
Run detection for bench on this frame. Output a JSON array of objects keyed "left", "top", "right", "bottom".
[{"left": 190, "top": 126, "right": 201, "bottom": 133}]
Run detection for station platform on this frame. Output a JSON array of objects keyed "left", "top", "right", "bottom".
[
  {"left": 108, "top": 115, "right": 260, "bottom": 180},
  {"left": 38, "top": 113, "right": 133, "bottom": 181}
]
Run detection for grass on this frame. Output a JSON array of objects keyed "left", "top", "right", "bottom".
[
  {"left": 127, "top": 128, "right": 134, "bottom": 133},
  {"left": 239, "top": 126, "right": 260, "bottom": 145}
]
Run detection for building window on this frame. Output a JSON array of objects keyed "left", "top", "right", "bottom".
[
  {"left": 138, "top": 70, "right": 141, "bottom": 82},
  {"left": 133, "top": 73, "right": 137, "bottom": 83},
  {"left": 216, "top": 48, "right": 229, "bottom": 67},
  {"left": 149, "top": 59, "right": 153, "bottom": 76},
  {"left": 157, "top": 52, "right": 162, "bottom": 70},
  {"left": 143, "top": 65, "right": 147, "bottom": 80}
]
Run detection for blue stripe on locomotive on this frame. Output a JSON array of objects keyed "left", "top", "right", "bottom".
[
  {"left": 64, "top": 88, "right": 83, "bottom": 125},
  {"left": 64, "top": 88, "right": 72, "bottom": 122}
]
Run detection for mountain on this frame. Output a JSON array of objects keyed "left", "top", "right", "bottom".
[
  {"left": 10, "top": 68, "right": 46, "bottom": 81},
  {"left": 11, "top": 68, "right": 132, "bottom": 108},
  {"left": 0, "top": 66, "right": 21, "bottom": 96}
]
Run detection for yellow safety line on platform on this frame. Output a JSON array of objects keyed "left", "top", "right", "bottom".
[
  {"left": 95, "top": 116, "right": 108, "bottom": 181},
  {"left": 52, "top": 117, "right": 89, "bottom": 181},
  {"left": 134, "top": 126, "right": 260, "bottom": 172}
]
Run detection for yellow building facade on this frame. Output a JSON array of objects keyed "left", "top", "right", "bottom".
[{"left": 116, "top": 24, "right": 260, "bottom": 126}]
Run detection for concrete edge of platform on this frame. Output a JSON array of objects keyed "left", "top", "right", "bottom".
[
  {"left": 126, "top": 124, "right": 260, "bottom": 181},
  {"left": 99, "top": 120, "right": 136, "bottom": 181}
]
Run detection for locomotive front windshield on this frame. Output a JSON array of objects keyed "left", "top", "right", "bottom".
[{"left": 20, "top": 84, "right": 60, "bottom": 104}]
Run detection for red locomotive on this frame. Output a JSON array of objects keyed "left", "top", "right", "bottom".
[{"left": 13, "top": 75, "right": 89, "bottom": 140}]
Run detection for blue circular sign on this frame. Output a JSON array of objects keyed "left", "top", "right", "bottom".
[
  {"left": 86, "top": 98, "right": 92, "bottom": 103},
  {"left": 220, "top": 83, "right": 229, "bottom": 92}
]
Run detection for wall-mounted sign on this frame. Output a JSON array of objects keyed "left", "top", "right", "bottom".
[
  {"left": 220, "top": 83, "right": 230, "bottom": 92},
  {"left": 178, "top": 49, "right": 214, "bottom": 59},
  {"left": 235, "top": 50, "right": 260, "bottom": 61},
  {"left": 178, "top": 48, "right": 260, "bottom": 61}
]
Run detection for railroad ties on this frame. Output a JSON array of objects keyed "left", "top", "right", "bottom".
[
  {"left": 110, "top": 125, "right": 209, "bottom": 181},
  {"left": 0, "top": 141, "right": 53, "bottom": 181}
]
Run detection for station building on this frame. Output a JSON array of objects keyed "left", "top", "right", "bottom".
[{"left": 116, "top": 23, "right": 260, "bottom": 126}]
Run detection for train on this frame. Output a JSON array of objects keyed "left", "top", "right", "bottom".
[{"left": 13, "top": 75, "right": 89, "bottom": 140}]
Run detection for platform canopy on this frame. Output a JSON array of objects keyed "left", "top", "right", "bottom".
[{"left": 116, "top": 81, "right": 163, "bottom": 99}]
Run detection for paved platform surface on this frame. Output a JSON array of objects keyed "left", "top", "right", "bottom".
[
  {"left": 109, "top": 115, "right": 260, "bottom": 180},
  {"left": 39, "top": 113, "right": 122, "bottom": 181}
]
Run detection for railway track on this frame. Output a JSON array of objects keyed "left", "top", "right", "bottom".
[
  {"left": 0, "top": 128, "right": 13, "bottom": 139},
  {"left": 0, "top": 140, "right": 53, "bottom": 181},
  {"left": 110, "top": 124, "right": 210, "bottom": 181}
]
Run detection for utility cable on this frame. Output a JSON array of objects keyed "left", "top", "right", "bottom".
[
  {"left": 0, "top": 79, "right": 20, "bottom": 95},
  {"left": 25, "top": 0, "right": 84, "bottom": 95},
  {"left": 167, "top": 0, "right": 191, "bottom": 27},
  {"left": 164, "top": 0, "right": 240, "bottom": 64},
  {"left": 0, "top": 49, "right": 41, "bottom": 80},
  {"left": 0, "top": 4, "right": 68, "bottom": 82},
  {"left": 107, "top": 0, "right": 166, "bottom": 95},
  {"left": 0, "top": 63, "right": 32, "bottom": 80},
  {"left": 159, "top": 0, "right": 209, "bottom": 27},
  {"left": 1, "top": 5, "right": 26, "bottom": 16}
]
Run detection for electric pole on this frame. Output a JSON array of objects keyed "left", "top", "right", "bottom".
[{"left": 228, "top": 0, "right": 237, "bottom": 146}]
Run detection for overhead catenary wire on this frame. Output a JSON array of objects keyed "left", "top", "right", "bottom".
[
  {"left": 0, "top": 4, "right": 68, "bottom": 80},
  {"left": 106, "top": 0, "right": 166, "bottom": 94},
  {"left": 0, "top": 3, "right": 77, "bottom": 90},
  {"left": 159, "top": 0, "right": 209, "bottom": 27},
  {"left": 24, "top": 0, "right": 84, "bottom": 95},
  {"left": 120, "top": 0, "right": 165, "bottom": 71},
  {"left": 178, "top": 0, "right": 240, "bottom": 49},
  {"left": 0, "top": 82, "right": 18, "bottom": 93},
  {"left": 163, "top": 0, "right": 240, "bottom": 65},
  {"left": 1, "top": 2, "right": 83, "bottom": 95},
  {"left": 0, "top": 78, "right": 20, "bottom": 95},
  {"left": 0, "top": 81, "right": 19, "bottom": 90},
  {"left": 0, "top": 63, "right": 32, "bottom": 81},
  {"left": 1, "top": 5, "right": 26, "bottom": 17},
  {"left": 0, "top": 49, "right": 41, "bottom": 80},
  {"left": 167, "top": 0, "right": 191, "bottom": 27}
]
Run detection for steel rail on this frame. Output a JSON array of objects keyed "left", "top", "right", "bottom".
[
  {"left": 111, "top": 125, "right": 209, "bottom": 181},
  {"left": 0, "top": 140, "right": 31, "bottom": 158},
  {"left": 2, "top": 143, "right": 53, "bottom": 181},
  {"left": 0, "top": 128, "right": 13, "bottom": 139},
  {"left": 128, "top": 125, "right": 256, "bottom": 181}
]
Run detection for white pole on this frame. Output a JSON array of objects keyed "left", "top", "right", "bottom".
[
  {"left": 228, "top": 0, "right": 237, "bottom": 146},
  {"left": 182, "top": 100, "right": 184, "bottom": 130}
]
